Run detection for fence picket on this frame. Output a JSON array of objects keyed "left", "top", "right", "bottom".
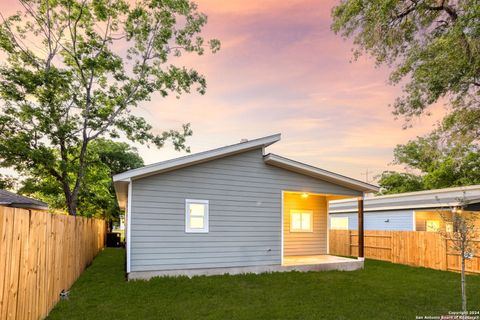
[
  {"left": 329, "top": 230, "right": 479, "bottom": 274},
  {"left": 0, "top": 206, "right": 105, "bottom": 320}
]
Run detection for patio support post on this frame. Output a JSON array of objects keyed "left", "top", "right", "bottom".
[{"left": 358, "top": 197, "right": 364, "bottom": 260}]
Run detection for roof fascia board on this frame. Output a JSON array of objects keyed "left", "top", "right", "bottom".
[
  {"left": 330, "top": 188, "right": 480, "bottom": 211},
  {"left": 263, "top": 153, "right": 379, "bottom": 193},
  {"left": 113, "top": 134, "right": 281, "bottom": 182},
  {"left": 333, "top": 185, "right": 480, "bottom": 204},
  {"left": 330, "top": 202, "right": 462, "bottom": 213}
]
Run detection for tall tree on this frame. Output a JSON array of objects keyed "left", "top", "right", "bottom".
[
  {"left": 331, "top": 0, "right": 479, "bottom": 136},
  {"left": 19, "top": 139, "right": 144, "bottom": 222},
  {"left": 0, "top": 174, "right": 16, "bottom": 190},
  {"left": 377, "top": 171, "right": 425, "bottom": 194},
  {"left": 378, "top": 132, "right": 480, "bottom": 194},
  {"left": 0, "top": 0, "right": 220, "bottom": 215}
]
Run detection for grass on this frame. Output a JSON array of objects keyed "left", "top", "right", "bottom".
[{"left": 48, "top": 249, "right": 480, "bottom": 320}]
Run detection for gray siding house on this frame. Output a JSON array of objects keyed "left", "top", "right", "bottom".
[
  {"left": 329, "top": 186, "right": 480, "bottom": 232},
  {"left": 114, "top": 134, "right": 378, "bottom": 279}
]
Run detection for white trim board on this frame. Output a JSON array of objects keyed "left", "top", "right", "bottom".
[
  {"left": 114, "top": 134, "right": 281, "bottom": 182},
  {"left": 281, "top": 191, "right": 284, "bottom": 266},
  {"left": 330, "top": 202, "right": 470, "bottom": 213},
  {"left": 264, "top": 154, "right": 379, "bottom": 193},
  {"left": 412, "top": 211, "right": 416, "bottom": 231},
  {"left": 126, "top": 179, "right": 132, "bottom": 273}
]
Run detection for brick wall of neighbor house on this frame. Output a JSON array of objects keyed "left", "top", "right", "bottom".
[
  {"left": 129, "top": 148, "right": 362, "bottom": 272},
  {"left": 283, "top": 193, "right": 327, "bottom": 256}
]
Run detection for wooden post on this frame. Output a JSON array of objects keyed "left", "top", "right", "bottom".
[{"left": 358, "top": 197, "right": 364, "bottom": 259}]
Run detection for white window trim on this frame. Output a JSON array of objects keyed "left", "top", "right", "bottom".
[
  {"left": 185, "top": 199, "right": 209, "bottom": 233},
  {"left": 290, "top": 210, "right": 313, "bottom": 233},
  {"left": 330, "top": 216, "right": 349, "bottom": 230}
]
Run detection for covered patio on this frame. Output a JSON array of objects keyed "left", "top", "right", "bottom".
[
  {"left": 280, "top": 190, "right": 367, "bottom": 271},
  {"left": 282, "top": 255, "right": 362, "bottom": 271}
]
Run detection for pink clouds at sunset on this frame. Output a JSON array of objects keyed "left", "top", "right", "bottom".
[{"left": 0, "top": 0, "right": 446, "bottom": 182}]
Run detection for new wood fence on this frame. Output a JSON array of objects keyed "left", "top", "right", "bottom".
[
  {"left": 0, "top": 206, "right": 106, "bottom": 320},
  {"left": 329, "top": 230, "right": 480, "bottom": 274}
]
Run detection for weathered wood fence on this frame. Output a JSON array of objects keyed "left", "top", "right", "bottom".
[
  {"left": 329, "top": 230, "right": 480, "bottom": 274},
  {"left": 0, "top": 206, "right": 106, "bottom": 320}
]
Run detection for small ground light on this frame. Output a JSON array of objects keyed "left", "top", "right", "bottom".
[{"left": 301, "top": 193, "right": 309, "bottom": 199}]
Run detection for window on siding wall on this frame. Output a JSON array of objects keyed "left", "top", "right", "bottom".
[
  {"left": 290, "top": 210, "right": 313, "bottom": 232},
  {"left": 426, "top": 220, "right": 440, "bottom": 232},
  {"left": 330, "top": 217, "right": 349, "bottom": 230},
  {"left": 185, "top": 199, "right": 209, "bottom": 233},
  {"left": 446, "top": 222, "right": 454, "bottom": 233}
]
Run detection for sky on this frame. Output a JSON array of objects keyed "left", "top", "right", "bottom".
[{"left": 0, "top": 0, "right": 446, "bottom": 183}]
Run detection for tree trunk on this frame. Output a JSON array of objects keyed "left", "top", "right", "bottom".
[
  {"left": 61, "top": 183, "right": 77, "bottom": 216},
  {"left": 461, "top": 249, "right": 467, "bottom": 315},
  {"left": 67, "top": 200, "right": 77, "bottom": 216}
]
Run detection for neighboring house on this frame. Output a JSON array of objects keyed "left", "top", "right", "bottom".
[
  {"left": 113, "top": 134, "right": 379, "bottom": 279},
  {"left": 329, "top": 185, "right": 480, "bottom": 232},
  {"left": 0, "top": 189, "right": 48, "bottom": 211}
]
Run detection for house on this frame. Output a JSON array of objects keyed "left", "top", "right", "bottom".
[
  {"left": 113, "top": 134, "right": 379, "bottom": 279},
  {"left": 0, "top": 189, "right": 48, "bottom": 211},
  {"left": 329, "top": 185, "right": 480, "bottom": 232}
]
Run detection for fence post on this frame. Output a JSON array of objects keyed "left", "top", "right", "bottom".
[
  {"left": 444, "top": 237, "right": 448, "bottom": 272},
  {"left": 348, "top": 230, "right": 352, "bottom": 257}
]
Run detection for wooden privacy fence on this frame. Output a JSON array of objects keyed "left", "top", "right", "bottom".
[
  {"left": 0, "top": 206, "right": 106, "bottom": 320},
  {"left": 329, "top": 230, "right": 480, "bottom": 274}
]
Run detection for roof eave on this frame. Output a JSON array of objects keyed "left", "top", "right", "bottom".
[
  {"left": 263, "top": 153, "right": 379, "bottom": 193},
  {"left": 330, "top": 202, "right": 463, "bottom": 213},
  {"left": 113, "top": 133, "right": 281, "bottom": 182}
]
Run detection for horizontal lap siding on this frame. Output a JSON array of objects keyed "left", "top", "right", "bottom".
[
  {"left": 284, "top": 193, "right": 327, "bottom": 256},
  {"left": 415, "top": 211, "right": 446, "bottom": 231},
  {"left": 131, "top": 149, "right": 361, "bottom": 272},
  {"left": 329, "top": 210, "right": 414, "bottom": 231}
]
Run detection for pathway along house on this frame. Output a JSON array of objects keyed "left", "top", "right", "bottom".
[
  {"left": 113, "top": 134, "right": 379, "bottom": 279},
  {"left": 329, "top": 186, "right": 480, "bottom": 232}
]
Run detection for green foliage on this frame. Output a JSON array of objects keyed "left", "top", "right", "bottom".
[
  {"left": 0, "top": 174, "right": 16, "bottom": 190},
  {"left": 378, "top": 133, "right": 480, "bottom": 194},
  {"left": 331, "top": 0, "right": 480, "bottom": 130},
  {"left": 19, "top": 139, "right": 143, "bottom": 220},
  {"left": 332, "top": 1, "right": 480, "bottom": 193},
  {"left": 377, "top": 171, "right": 424, "bottom": 194},
  {"left": 48, "top": 249, "right": 480, "bottom": 319},
  {"left": 0, "top": 0, "right": 219, "bottom": 214}
]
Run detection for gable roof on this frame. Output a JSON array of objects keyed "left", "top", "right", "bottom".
[
  {"left": 0, "top": 189, "right": 48, "bottom": 210},
  {"left": 113, "top": 134, "right": 381, "bottom": 210},
  {"left": 113, "top": 134, "right": 281, "bottom": 182},
  {"left": 263, "top": 154, "right": 379, "bottom": 193},
  {"left": 329, "top": 185, "right": 480, "bottom": 213}
]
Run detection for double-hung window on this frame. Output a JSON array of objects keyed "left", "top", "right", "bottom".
[
  {"left": 330, "top": 217, "right": 349, "bottom": 230},
  {"left": 185, "top": 199, "right": 209, "bottom": 233},
  {"left": 290, "top": 210, "right": 313, "bottom": 232}
]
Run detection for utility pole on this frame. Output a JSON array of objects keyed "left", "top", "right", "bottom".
[{"left": 361, "top": 169, "right": 374, "bottom": 183}]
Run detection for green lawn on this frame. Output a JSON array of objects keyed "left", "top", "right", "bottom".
[{"left": 48, "top": 248, "right": 480, "bottom": 320}]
